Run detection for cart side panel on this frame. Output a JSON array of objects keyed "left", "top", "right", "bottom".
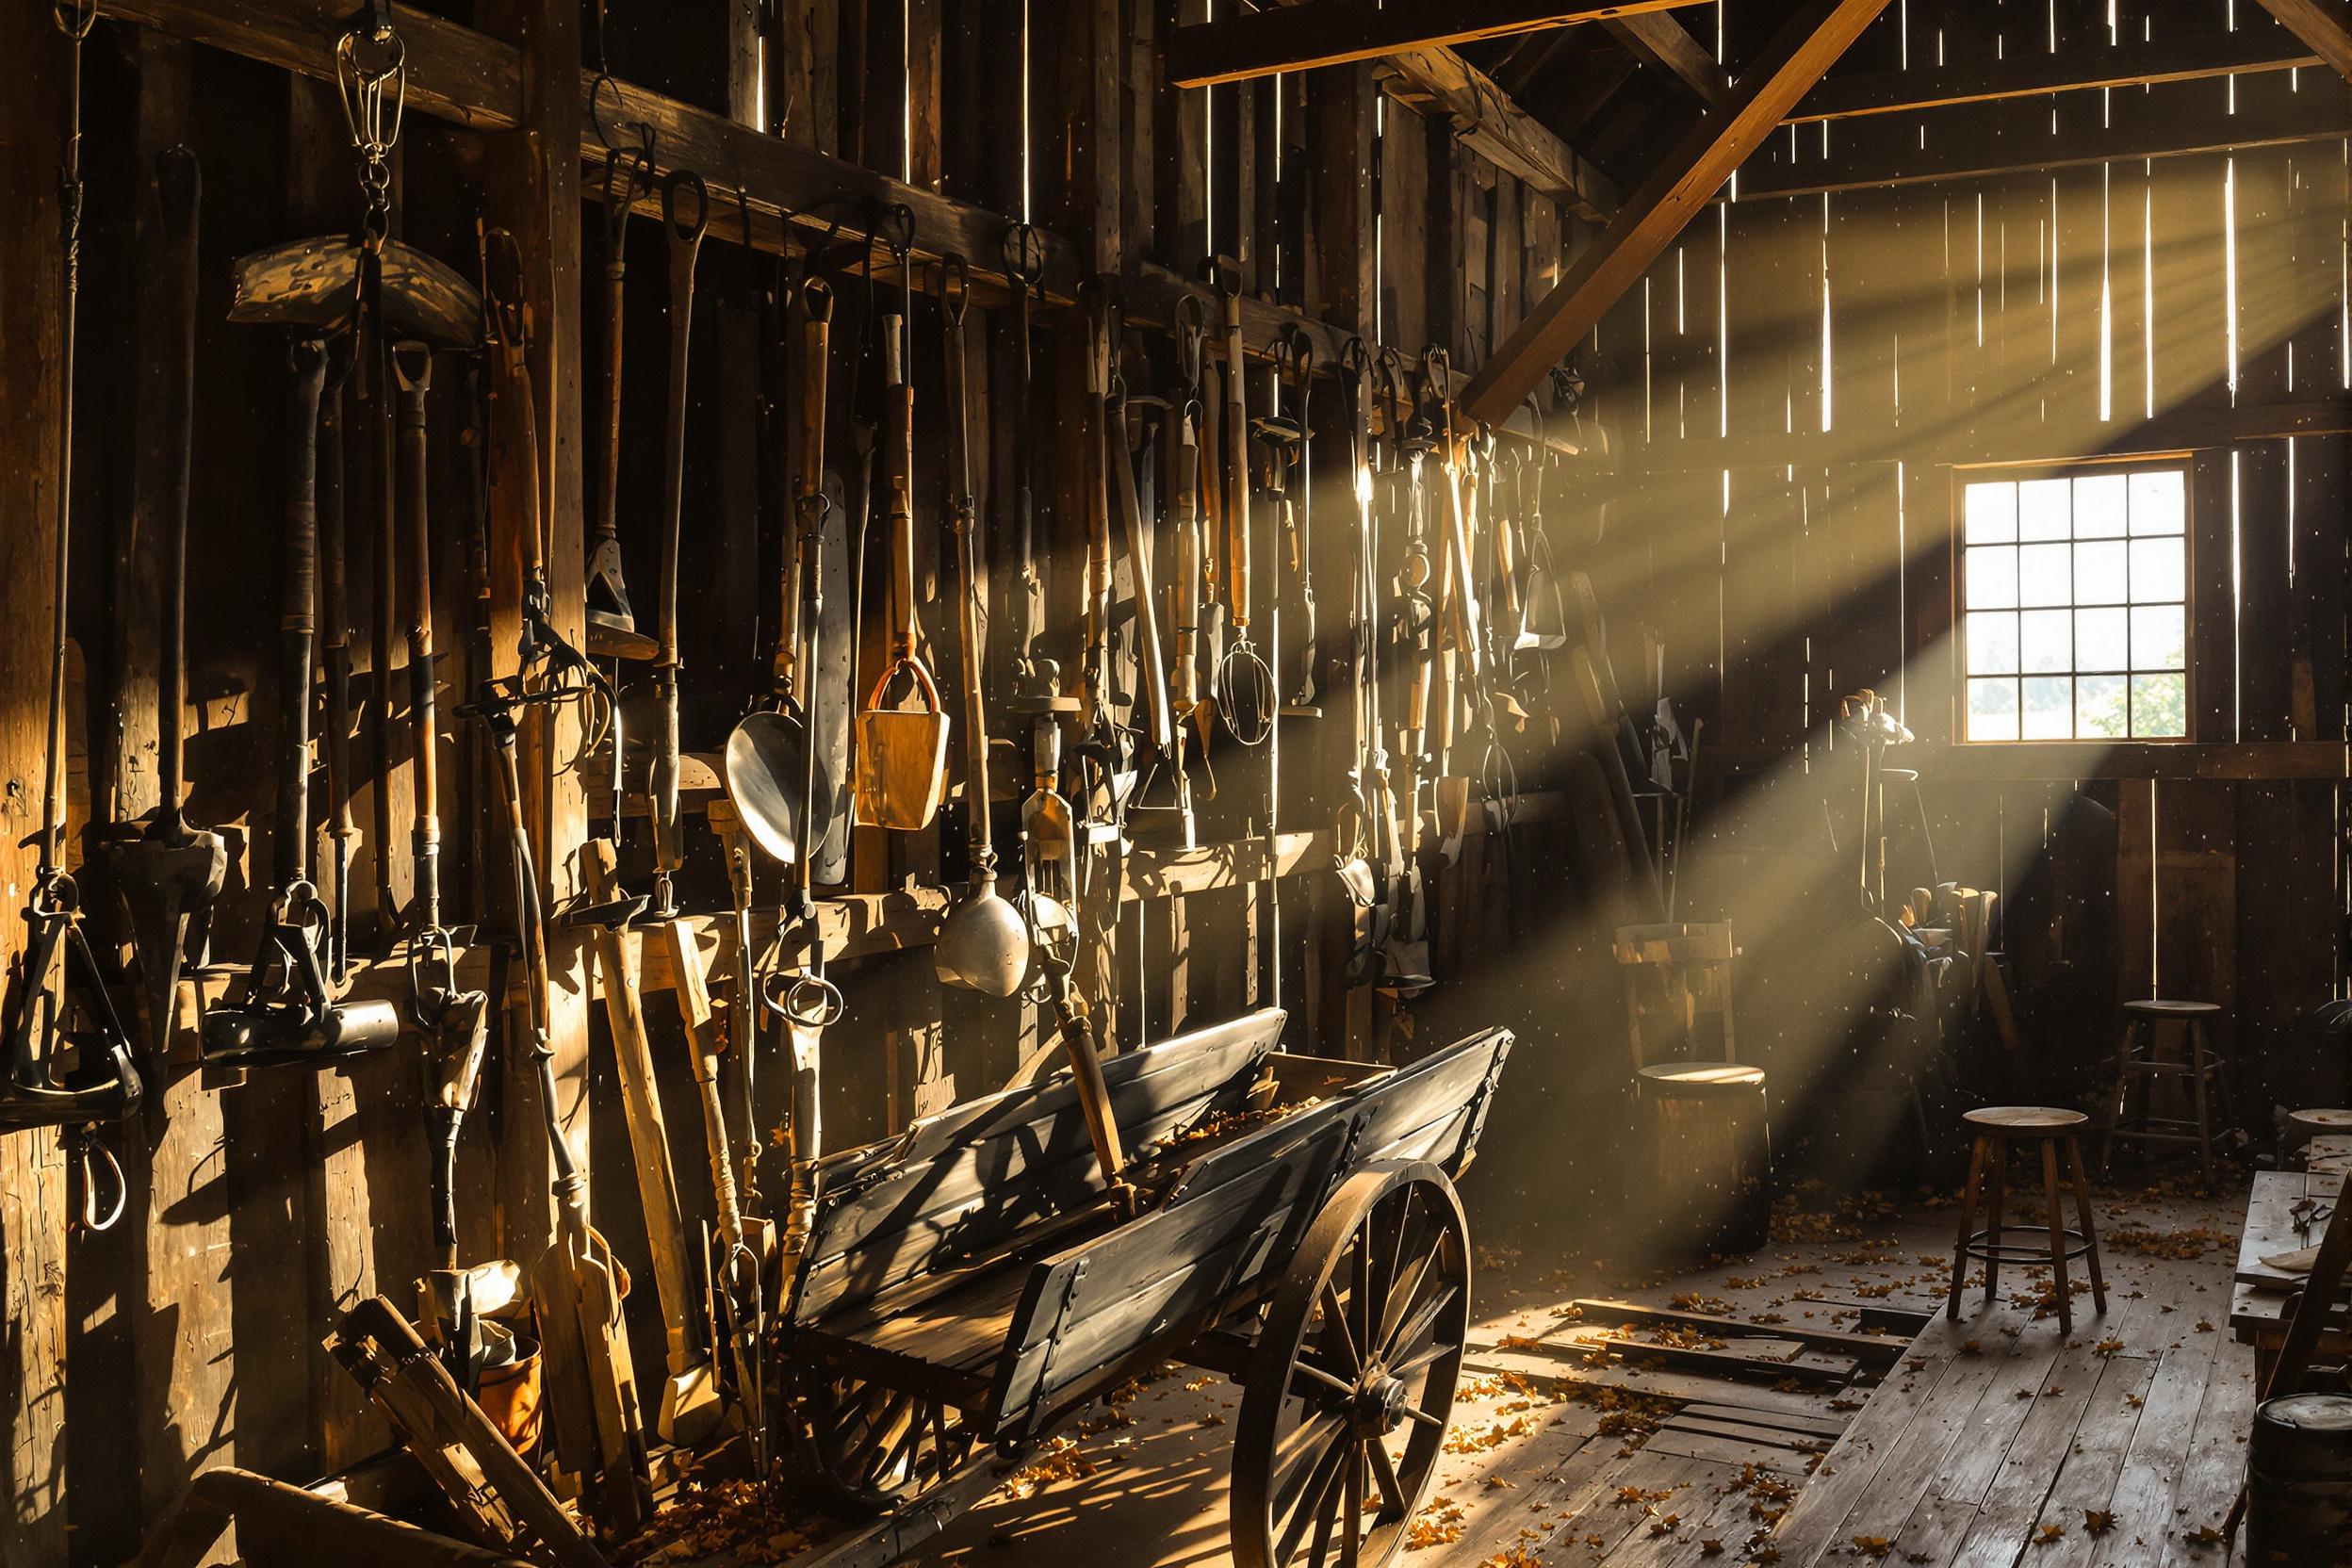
[
  {"left": 986, "top": 1116, "right": 1357, "bottom": 1443},
  {"left": 1168, "top": 1027, "right": 1516, "bottom": 1207},
  {"left": 796, "top": 1010, "right": 1285, "bottom": 1324},
  {"left": 1346, "top": 1026, "right": 1515, "bottom": 1174}
]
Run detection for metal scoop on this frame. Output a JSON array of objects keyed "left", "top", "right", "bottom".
[{"left": 724, "top": 710, "right": 831, "bottom": 868}]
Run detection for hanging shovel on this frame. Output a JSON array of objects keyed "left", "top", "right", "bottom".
[
  {"left": 109, "top": 146, "right": 225, "bottom": 1062},
  {"left": 586, "top": 147, "right": 657, "bottom": 660},
  {"left": 1514, "top": 394, "right": 1568, "bottom": 653},
  {"left": 853, "top": 309, "right": 950, "bottom": 830},
  {"left": 934, "top": 258, "right": 1030, "bottom": 997}
]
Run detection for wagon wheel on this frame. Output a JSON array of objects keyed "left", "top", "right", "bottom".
[
  {"left": 1233, "top": 1162, "right": 1470, "bottom": 1568},
  {"left": 781, "top": 1360, "right": 971, "bottom": 1518}
]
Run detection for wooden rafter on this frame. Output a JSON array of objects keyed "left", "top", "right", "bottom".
[
  {"left": 1788, "top": 24, "right": 2321, "bottom": 122},
  {"left": 1165, "top": 0, "right": 1708, "bottom": 89},
  {"left": 1603, "top": 11, "right": 1722, "bottom": 103},
  {"left": 1459, "top": 0, "right": 1893, "bottom": 425},
  {"left": 1740, "top": 66, "right": 2351, "bottom": 198},
  {"left": 2253, "top": 0, "right": 2352, "bottom": 83},
  {"left": 1378, "top": 48, "right": 1619, "bottom": 219}
]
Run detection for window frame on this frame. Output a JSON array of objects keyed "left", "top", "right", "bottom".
[{"left": 1950, "top": 456, "right": 2198, "bottom": 746}]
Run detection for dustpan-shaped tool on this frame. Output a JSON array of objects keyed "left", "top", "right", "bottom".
[
  {"left": 855, "top": 658, "right": 950, "bottom": 830},
  {"left": 1517, "top": 528, "right": 1568, "bottom": 650}
]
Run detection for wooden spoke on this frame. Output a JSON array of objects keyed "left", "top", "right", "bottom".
[
  {"left": 1382, "top": 1283, "right": 1461, "bottom": 1369},
  {"left": 1318, "top": 1279, "right": 1364, "bottom": 1375},
  {"left": 1366, "top": 1435, "right": 1412, "bottom": 1519},
  {"left": 1343, "top": 1441, "right": 1364, "bottom": 1566},
  {"left": 1277, "top": 1429, "right": 1356, "bottom": 1564},
  {"left": 1292, "top": 1360, "right": 1356, "bottom": 1399},
  {"left": 1272, "top": 1412, "right": 1351, "bottom": 1517},
  {"left": 1376, "top": 1228, "right": 1447, "bottom": 1353}
]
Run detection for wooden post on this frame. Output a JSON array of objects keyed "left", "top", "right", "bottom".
[{"left": 0, "top": 7, "right": 74, "bottom": 1560}]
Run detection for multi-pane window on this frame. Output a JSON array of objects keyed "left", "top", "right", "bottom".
[{"left": 1961, "top": 467, "right": 2189, "bottom": 742}]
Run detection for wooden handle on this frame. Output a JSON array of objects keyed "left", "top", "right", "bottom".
[
  {"left": 583, "top": 842, "right": 695, "bottom": 1372},
  {"left": 1172, "top": 414, "right": 1202, "bottom": 711},
  {"left": 782, "top": 306, "right": 830, "bottom": 692},
  {"left": 278, "top": 341, "right": 327, "bottom": 890},
  {"left": 1223, "top": 352, "right": 1250, "bottom": 627},
  {"left": 662, "top": 918, "right": 744, "bottom": 1250},
  {"left": 1110, "top": 402, "right": 1174, "bottom": 753},
  {"left": 394, "top": 350, "right": 439, "bottom": 918}
]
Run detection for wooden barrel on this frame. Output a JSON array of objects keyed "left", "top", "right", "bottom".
[
  {"left": 1637, "top": 1062, "right": 1772, "bottom": 1255},
  {"left": 2250, "top": 1393, "right": 2352, "bottom": 1564},
  {"left": 2288, "top": 1109, "right": 2352, "bottom": 1166}
]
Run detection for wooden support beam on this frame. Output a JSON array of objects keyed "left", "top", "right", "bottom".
[
  {"left": 1624, "top": 398, "right": 2352, "bottom": 473},
  {"left": 1738, "top": 67, "right": 2352, "bottom": 199},
  {"left": 1461, "top": 0, "right": 1893, "bottom": 425},
  {"left": 584, "top": 75, "right": 1086, "bottom": 303},
  {"left": 96, "top": 0, "right": 1087, "bottom": 304},
  {"left": 1377, "top": 48, "right": 1619, "bottom": 220},
  {"left": 1164, "top": 0, "right": 1708, "bottom": 89},
  {"left": 97, "top": 0, "right": 522, "bottom": 127},
  {"left": 1787, "top": 25, "right": 2320, "bottom": 122},
  {"left": 1603, "top": 11, "right": 1723, "bottom": 103},
  {"left": 2254, "top": 0, "right": 2352, "bottom": 84}
]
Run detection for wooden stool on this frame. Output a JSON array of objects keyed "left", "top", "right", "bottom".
[
  {"left": 1637, "top": 1062, "right": 1772, "bottom": 1254},
  {"left": 1947, "top": 1106, "right": 2107, "bottom": 1336},
  {"left": 2102, "top": 998, "right": 2233, "bottom": 1183}
]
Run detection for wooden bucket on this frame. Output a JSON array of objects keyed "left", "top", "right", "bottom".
[{"left": 855, "top": 658, "right": 950, "bottom": 830}]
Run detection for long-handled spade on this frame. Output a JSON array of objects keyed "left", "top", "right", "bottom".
[
  {"left": 729, "top": 266, "right": 846, "bottom": 1320},
  {"left": 109, "top": 146, "right": 225, "bottom": 1062},
  {"left": 473, "top": 695, "right": 651, "bottom": 1534},
  {"left": 390, "top": 339, "right": 496, "bottom": 1384},
  {"left": 645, "top": 171, "right": 709, "bottom": 923},
  {"left": 585, "top": 145, "right": 658, "bottom": 661},
  {"left": 932, "top": 258, "right": 1028, "bottom": 999}
]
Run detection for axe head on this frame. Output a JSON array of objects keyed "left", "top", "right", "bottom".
[{"left": 230, "top": 236, "right": 484, "bottom": 351}]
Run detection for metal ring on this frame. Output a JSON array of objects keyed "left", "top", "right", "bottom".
[
  {"left": 662, "top": 168, "right": 710, "bottom": 243},
  {"left": 939, "top": 253, "right": 971, "bottom": 324},
  {"left": 73, "top": 1132, "right": 126, "bottom": 1233},
  {"left": 760, "top": 970, "right": 844, "bottom": 1029}
]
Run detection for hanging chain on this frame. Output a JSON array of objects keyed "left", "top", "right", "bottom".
[{"left": 335, "top": 0, "right": 406, "bottom": 250}]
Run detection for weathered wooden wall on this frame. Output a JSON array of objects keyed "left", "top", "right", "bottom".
[
  {"left": 0, "top": 3, "right": 1604, "bottom": 1561},
  {"left": 1592, "top": 0, "right": 2349, "bottom": 1120}
]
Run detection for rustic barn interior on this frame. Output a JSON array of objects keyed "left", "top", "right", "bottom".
[{"left": 5, "top": 1, "right": 2352, "bottom": 1564}]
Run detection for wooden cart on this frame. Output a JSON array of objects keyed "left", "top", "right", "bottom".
[{"left": 768, "top": 1007, "right": 1515, "bottom": 1568}]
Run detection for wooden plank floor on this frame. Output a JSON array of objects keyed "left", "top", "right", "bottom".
[
  {"left": 890, "top": 1175, "right": 2255, "bottom": 1568},
  {"left": 1757, "top": 1184, "right": 2251, "bottom": 1568}
]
